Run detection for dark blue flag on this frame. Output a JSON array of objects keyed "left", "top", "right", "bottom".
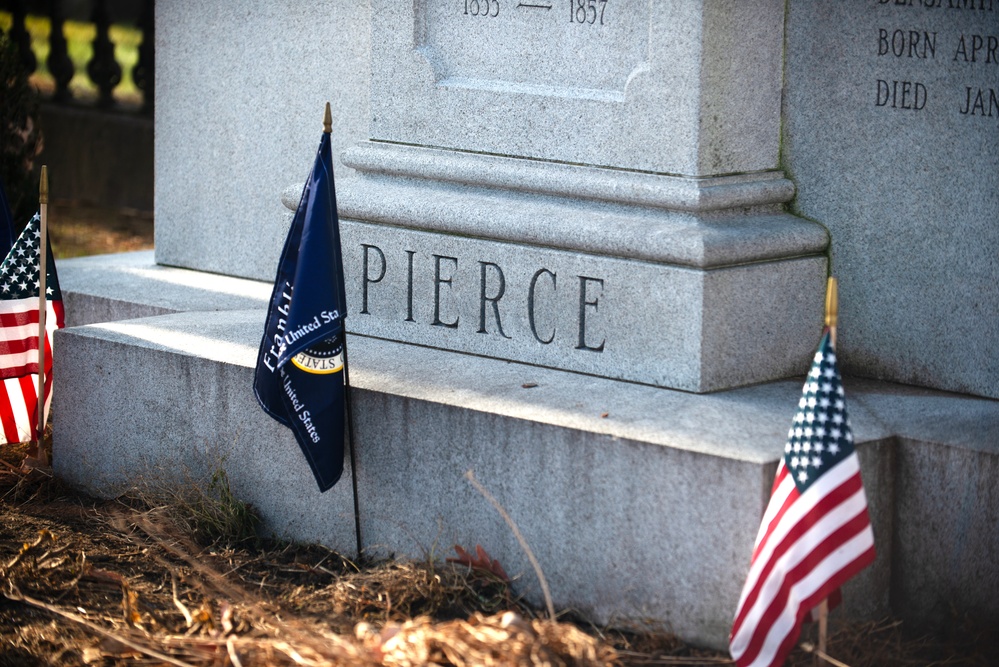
[
  {"left": 254, "top": 114, "right": 348, "bottom": 492},
  {"left": 0, "top": 177, "right": 16, "bottom": 258}
]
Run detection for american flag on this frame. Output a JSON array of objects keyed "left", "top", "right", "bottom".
[
  {"left": 0, "top": 214, "right": 64, "bottom": 444},
  {"left": 729, "top": 331, "right": 875, "bottom": 667}
]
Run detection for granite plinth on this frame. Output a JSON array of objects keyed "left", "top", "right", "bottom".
[
  {"left": 336, "top": 218, "right": 825, "bottom": 392},
  {"left": 154, "top": 0, "right": 370, "bottom": 279},
  {"left": 282, "top": 147, "right": 831, "bottom": 392},
  {"left": 341, "top": 142, "right": 797, "bottom": 213},
  {"left": 48, "top": 310, "right": 879, "bottom": 650},
  {"left": 783, "top": 3, "right": 999, "bottom": 398},
  {"left": 371, "top": 0, "right": 786, "bottom": 175},
  {"left": 52, "top": 255, "right": 999, "bottom": 646}
]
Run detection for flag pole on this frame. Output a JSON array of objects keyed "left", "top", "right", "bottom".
[
  {"left": 34, "top": 166, "right": 50, "bottom": 466},
  {"left": 342, "top": 343, "right": 362, "bottom": 558},
  {"left": 816, "top": 276, "right": 838, "bottom": 664},
  {"left": 324, "top": 102, "right": 363, "bottom": 559}
]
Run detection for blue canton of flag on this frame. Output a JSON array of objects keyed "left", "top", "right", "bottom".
[
  {"left": 783, "top": 333, "right": 854, "bottom": 491},
  {"left": 253, "top": 122, "right": 348, "bottom": 493}
]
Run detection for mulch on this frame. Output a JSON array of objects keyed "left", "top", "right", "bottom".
[
  {"left": 47, "top": 202, "right": 154, "bottom": 259},
  {"left": 0, "top": 465, "right": 643, "bottom": 666},
  {"left": 1, "top": 449, "right": 995, "bottom": 666}
]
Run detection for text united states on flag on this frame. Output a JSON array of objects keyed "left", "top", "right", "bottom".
[
  {"left": 0, "top": 214, "right": 64, "bottom": 444},
  {"left": 253, "top": 120, "right": 348, "bottom": 493},
  {"left": 729, "top": 331, "right": 875, "bottom": 667}
]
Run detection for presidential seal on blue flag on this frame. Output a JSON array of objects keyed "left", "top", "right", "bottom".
[{"left": 254, "top": 104, "right": 348, "bottom": 492}]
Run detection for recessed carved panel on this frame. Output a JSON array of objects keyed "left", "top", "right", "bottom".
[{"left": 416, "top": 0, "right": 650, "bottom": 101}]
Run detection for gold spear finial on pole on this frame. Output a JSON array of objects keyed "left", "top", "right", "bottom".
[
  {"left": 39, "top": 166, "right": 49, "bottom": 205},
  {"left": 323, "top": 102, "right": 332, "bottom": 134},
  {"left": 824, "top": 277, "right": 838, "bottom": 330},
  {"left": 824, "top": 277, "right": 838, "bottom": 348},
  {"left": 817, "top": 276, "right": 839, "bottom": 661}
]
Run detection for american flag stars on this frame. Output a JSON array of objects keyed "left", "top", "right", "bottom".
[
  {"left": 0, "top": 215, "right": 58, "bottom": 300},
  {"left": 783, "top": 334, "right": 854, "bottom": 491}
]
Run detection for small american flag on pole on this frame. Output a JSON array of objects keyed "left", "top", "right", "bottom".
[
  {"left": 729, "top": 330, "right": 875, "bottom": 667},
  {"left": 0, "top": 214, "right": 64, "bottom": 444}
]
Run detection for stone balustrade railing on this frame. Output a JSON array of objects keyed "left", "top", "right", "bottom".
[{"left": 0, "top": 0, "right": 153, "bottom": 113}]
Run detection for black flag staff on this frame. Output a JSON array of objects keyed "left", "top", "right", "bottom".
[
  {"left": 343, "top": 342, "right": 362, "bottom": 558},
  {"left": 326, "top": 102, "right": 364, "bottom": 560},
  {"left": 344, "top": 319, "right": 362, "bottom": 560}
]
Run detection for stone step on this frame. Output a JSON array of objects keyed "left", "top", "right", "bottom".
[
  {"left": 57, "top": 250, "right": 271, "bottom": 327},
  {"left": 51, "top": 253, "right": 999, "bottom": 648}
]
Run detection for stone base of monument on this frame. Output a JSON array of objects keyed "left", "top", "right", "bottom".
[
  {"left": 324, "top": 143, "right": 831, "bottom": 394},
  {"left": 57, "top": 251, "right": 272, "bottom": 328},
  {"left": 53, "top": 252, "right": 999, "bottom": 649}
]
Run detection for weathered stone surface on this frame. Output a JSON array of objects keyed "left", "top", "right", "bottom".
[
  {"left": 371, "top": 0, "right": 786, "bottom": 175},
  {"left": 783, "top": 3, "right": 999, "bottom": 398},
  {"left": 57, "top": 251, "right": 269, "bottom": 327},
  {"left": 891, "top": 437, "right": 999, "bottom": 630},
  {"left": 52, "top": 295, "right": 999, "bottom": 648},
  {"left": 154, "top": 1, "right": 370, "bottom": 280},
  {"left": 340, "top": 142, "right": 797, "bottom": 214},
  {"left": 337, "top": 217, "right": 826, "bottom": 392}
]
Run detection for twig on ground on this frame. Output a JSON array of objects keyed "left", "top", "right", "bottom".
[
  {"left": 2, "top": 588, "right": 197, "bottom": 667},
  {"left": 800, "top": 642, "right": 852, "bottom": 667},
  {"left": 465, "top": 469, "right": 556, "bottom": 622},
  {"left": 0, "top": 458, "right": 25, "bottom": 474},
  {"left": 615, "top": 652, "right": 734, "bottom": 665}
]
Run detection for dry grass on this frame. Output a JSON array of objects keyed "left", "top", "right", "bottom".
[
  {"left": 788, "top": 616, "right": 998, "bottom": 667},
  {"left": 3, "top": 439, "right": 997, "bottom": 666},
  {"left": 138, "top": 468, "right": 262, "bottom": 548},
  {"left": 0, "top": 484, "right": 620, "bottom": 666},
  {"left": 3, "top": 470, "right": 995, "bottom": 667}
]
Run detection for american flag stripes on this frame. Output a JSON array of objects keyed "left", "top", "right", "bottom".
[
  {"left": 729, "top": 331, "right": 875, "bottom": 667},
  {"left": 0, "top": 214, "right": 64, "bottom": 444}
]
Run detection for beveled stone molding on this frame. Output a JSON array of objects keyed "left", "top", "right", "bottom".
[{"left": 340, "top": 141, "right": 795, "bottom": 212}]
